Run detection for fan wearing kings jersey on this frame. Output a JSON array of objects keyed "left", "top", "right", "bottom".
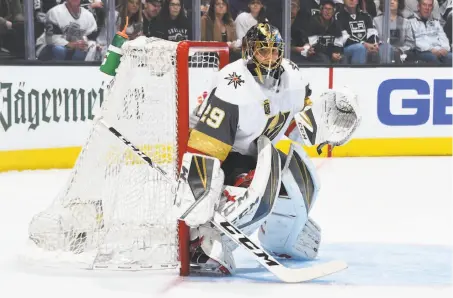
[{"left": 175, "top": 22, "right": 361, "bottom": 276}]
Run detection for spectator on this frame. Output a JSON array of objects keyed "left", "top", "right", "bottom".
[
  {"left": 36, "top": 0, "right": 98, "bottom": 61},
  {"left": 373, "top": 0, "right": 409, "bottom": 63},
  {"left": 34, "top": 1, "right": 60, "bottom": 39},
  {"left": 297, "top": 0, "right": 343, "bottom": 46},
  {"left": 336, "top": 0, "right": 380, "bottom": 64},
  {"left": 290, "top": 0, "right": 309, "bottom": 63},
  {"left": 150, "top": 0, "right": 191, "bottom": 41},
  {"left": 117, "top": 0, "right": 143, "bottom": 40},
  {"left": 404, "top": 0, "right": 443, "bottom": 22},
  {"left": 404, "top": 0, "right": 451, "bottom": 64},
  {"left": 444, "top": 8, "right": 452, "bottom": 46},
  {"left": 201, "top": 0, "right": 241, "bottom": 58},
  {"left": 143, "top": 0, "right": 162, "bottom": 37},
  {"left": 305, "top": 0, "right": 344, "bottom": 63},
  {"left": 0, "top": 0, "right": 23, "bottom": 22},
  {"left": 0, "top": 0, "right": 25, "bottom": 58},
  {"left": 235, "top": 0, "right": 267, "bottom": 41},
  {"left": 291, "top": 0, "right": 302, "bottom": 26}
]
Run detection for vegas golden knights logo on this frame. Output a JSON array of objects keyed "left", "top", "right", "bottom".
[{"left": 261, "top": 111, "right": 290, "bottom": 141}]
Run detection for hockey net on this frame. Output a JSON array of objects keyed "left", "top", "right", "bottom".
[{"left": 26, "top": 37, "right": 229, "bottom": 275}]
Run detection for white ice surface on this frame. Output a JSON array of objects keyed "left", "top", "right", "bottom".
[{"left": 0, "top": 157, "right": 452, "bottom": 298}]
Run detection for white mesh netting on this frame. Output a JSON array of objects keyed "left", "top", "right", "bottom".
[{"left": 26, "top": 37, "right": 223, "bottom": 270}]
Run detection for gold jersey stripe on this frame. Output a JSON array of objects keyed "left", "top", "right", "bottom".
[{"left": 188, "top": 129, "right": 232, "bottom": 161}]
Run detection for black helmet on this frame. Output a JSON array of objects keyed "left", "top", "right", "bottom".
[{"left": 242, "top": 22, "right": 285, "bottom": 84}]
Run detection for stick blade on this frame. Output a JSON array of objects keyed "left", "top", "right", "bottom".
[{"left": 271, "top": 260, "right": 348, "bottom": 283}]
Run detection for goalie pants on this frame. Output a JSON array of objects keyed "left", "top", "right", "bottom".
[
  {"left": 221, "top": 151, "right": 289, "bottom": 195},
  {"left": 221, "top": 152, "right": 257, "bottom": 186}
]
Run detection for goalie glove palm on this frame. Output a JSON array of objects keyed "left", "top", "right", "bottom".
[{"left": 295, "top": 86, "right": 361, "bottom": 151}]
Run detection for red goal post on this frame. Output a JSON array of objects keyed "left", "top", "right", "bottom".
[
  {"left": 175, "top": 41, "right": 230, "bottom": 276},
  {"left": 175, "top": 41, "right": 230, "bottom": 171}
]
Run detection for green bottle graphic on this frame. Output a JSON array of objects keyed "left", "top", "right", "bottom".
[{"left": 100, "top": 17, "right": 129, "bottom": 76}]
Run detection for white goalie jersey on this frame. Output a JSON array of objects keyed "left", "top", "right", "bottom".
[
  {"left": 188, "top": 58, "right": 361, "bottom": 160},
  {"left": 187, "top": 58, "right": 312, "bottom": 161}
]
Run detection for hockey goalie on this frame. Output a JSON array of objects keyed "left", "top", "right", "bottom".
[{"left": 178, "top": 22, "right": 361, "bottom": 275}]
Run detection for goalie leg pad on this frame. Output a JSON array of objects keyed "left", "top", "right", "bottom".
[
  {"left": 258, "top": 144, "right": 321, "bottom": 260},
  {"left": 189, "top": 224, "right": 236, "bottom": 275},
  {"left": 219, "top": 136, "right": 282, "bottom": 241},
  {"left": 281, "top": 142, "right": 320, "bottom": 213},
  {"left": 177, "top": 153, "right": 225, "bottom": 228},
  {"left": 259, "top": 214, "right": 321, "bottom": 260}
]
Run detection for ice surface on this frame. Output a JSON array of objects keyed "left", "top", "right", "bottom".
[{"left": 0, "top": 157, "right": 451, "bottom": 298}]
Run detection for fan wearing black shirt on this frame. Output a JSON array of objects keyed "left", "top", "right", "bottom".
[
  {"left": 336, "top": 0, "right": 379, "bottom": 64},
  {"left": 305, "top": 0, "right": 343, "bottom": 63},
  {"left": 149, "top": 0, "right": 192, "bottom": 41},
  {"left": 143, "top": 0, "right": 162, "bottom": 37}
]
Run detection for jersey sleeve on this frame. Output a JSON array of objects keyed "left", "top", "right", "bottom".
[
  {"left": 365, "top": 13, "right": 379, "bottom": 44},
  {"left": 187, "top": 88, "right": 239, "bottom": 162},
  {"left": 45, "top": 7, "right": 68, "bottom": 46},
  {"left": 84, "top": 11, "right": 98, "bottom": 41}
]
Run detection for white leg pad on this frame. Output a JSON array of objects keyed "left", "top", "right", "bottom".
[
  {"left": 259, "top": 208, "right": 321, "bottom": 260},
  {"left": 190, "top": 224, "right": 236, "bottom": 274},
  {"left": 258, "top": 143, "right": 321, "bottom": 260}
]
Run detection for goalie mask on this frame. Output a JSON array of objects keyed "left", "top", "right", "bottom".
[{"left": 242, "top": 22, "right": 285, "bottom": 88}]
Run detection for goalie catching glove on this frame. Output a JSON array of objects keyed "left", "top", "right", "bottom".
[{"left": 295, "top": 86, "right": 361, "bottom": 154}]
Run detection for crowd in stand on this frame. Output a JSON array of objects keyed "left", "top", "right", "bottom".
[{"left": 0, "top": 0, "right": 451, "bottom": 64}]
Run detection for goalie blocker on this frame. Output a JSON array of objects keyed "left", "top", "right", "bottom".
[{"left": 177, "top": 136, "right": 324, "bottom": 275}]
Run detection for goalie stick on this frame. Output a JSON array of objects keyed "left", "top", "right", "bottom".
[{"left": 98, "top": 118, "right": 348, "bottom": 283}]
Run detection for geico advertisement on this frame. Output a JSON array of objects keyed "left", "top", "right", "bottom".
[{"left": 333, "top": 68, "right": 452, "bottom": 138}]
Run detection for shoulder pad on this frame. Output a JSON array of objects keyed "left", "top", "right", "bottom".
[
  {"left": 211, "top": 59, "right": 265, "bottom": 106},
  {"left": 280, "top": 59, "right": 307, "bottom": 91},
  {"left": 281, "top": 59, "right": 300, "bottom": 72},
  {"left": 282, "top": 58, "right": 300, "bottom": 75}
]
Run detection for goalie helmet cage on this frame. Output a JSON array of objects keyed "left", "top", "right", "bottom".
[{"left": 27, "top": 37, "right": 229, "bottom": 277}]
